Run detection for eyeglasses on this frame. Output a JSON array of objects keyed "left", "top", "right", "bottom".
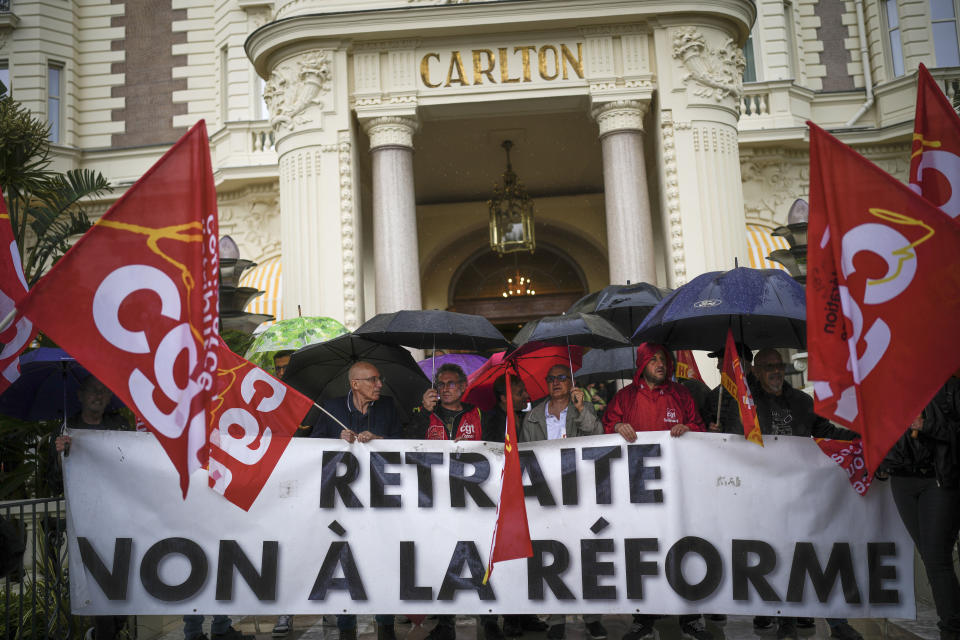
[
  {"left": 352, "top": 375, "right": 385, "bottom": 385},
  {"left": 435, "top": 380, "right": 463, "bottom": 390},
  {"left": 545, "top": 374, "right": 570, "bottom": 383}
]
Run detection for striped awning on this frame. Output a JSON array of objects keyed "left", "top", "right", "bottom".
[
  {"left": 239, "top": 255, "right": 284, "bottom": 323},
  {"left": 746, "top": 224, "right": 791, "bottom": 271}
]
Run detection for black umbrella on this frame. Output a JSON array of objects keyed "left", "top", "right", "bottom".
[
  {"left": 284, "top": 334, "right": 431, "bottom": 418},
  {"left": 572, "top": 347, "right": 637, "bottom": 385},
  {"left": 354, "top": 310, "right": 510, "bottom": 352},
  {"left": 633, "top": 267, "right": 806, "bottom": 350},
  {"left": 512, "top": 312, "right": 631, "bottom": 350},
  {"left": 568, "top": 282, "right": 672, "bottom": 338}
]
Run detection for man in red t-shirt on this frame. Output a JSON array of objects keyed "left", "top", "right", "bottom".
[{"left": 602, "top": 343, "right": 711, "bottom": 640}]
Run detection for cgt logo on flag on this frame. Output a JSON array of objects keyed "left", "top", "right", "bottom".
[
  {"left": 19, "top": 122, "right": 222, "bottom": 497},
  {"left": 806, "top": 122, "right": 960, "bottom": 478}
]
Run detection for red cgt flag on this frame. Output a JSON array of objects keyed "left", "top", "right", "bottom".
[
  {"left": 719, "top": 328, "right": 763, "bottom": 446},
  {"left": 484, "top": 369, "right": 532, "bottom": 583},
  {"left": 675, "top": 349, "right": 703, "bottom": 383},
  {"left": 19, "top": 122, "right": 221, "bottom": 497},
  {"left": 0, "top": 193, "right": 37, "bottom": 392},
  {"left": 208, "top": 341, "right": 313, "bottom": 510},
  {"left": 806, "top": 122, "right": 960, "bottom": 478},
  {"left": 911, "top": 63, "right": 960, "bottom": 219}
]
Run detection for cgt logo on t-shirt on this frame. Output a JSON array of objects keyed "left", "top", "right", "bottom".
[
  {"left": 665, "top": 408, "right": 678, "bottom": 424},
  {"left": 459, "top": 423, "right": 476, "bottom": 439}
]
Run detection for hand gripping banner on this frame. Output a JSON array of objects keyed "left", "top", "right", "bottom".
[
  {"left": 806, "top": 122, "right": 960, "bottom": 477},
  {"left": 19, "top": 121, "right": 221, "bottom": 497}
]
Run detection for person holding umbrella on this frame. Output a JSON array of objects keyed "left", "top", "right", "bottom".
[
  {"left": 308, "top": 361, "right": 403, "bottom": 443},
  {"left": 307, "top": 360, "right": 400, "bottom": 640},
  {"left": 601, "top": 343, "right": 711, "bottom": 640}
]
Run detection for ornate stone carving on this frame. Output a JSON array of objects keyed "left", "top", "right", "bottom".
[
  {"left": 217, "top": 185, "right": 281, "bottom": 263},
  {"left": 362, "top": 116, "right": 418, "bottom": 150},
  {"left": 672, "top": 27, "right": 744, "bottom": 101},
  {"left": 740, "top": 152, "right": 809, "bottom": 227},
  {"left": 337, "top": 131, "right": 359, "bottom": 329},
  {"left": 245, "top": 7, "right": 273, "bottom": 30},
  {"left": 661, "top": 111, "right": 686, "bottom": 286},
  {"left": 592, "top": 100, "right": 648, "bottom": 137},
  {"left": 263, "top": 51, "right": 333, "bottom": 133}
]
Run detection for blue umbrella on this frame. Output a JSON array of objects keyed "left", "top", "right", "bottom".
[
  {"left": 632, "top": 267, "right": 806, "bottom": 350},
  {"left": 0, "top": 348, "right": 123, "bottom": 422}
]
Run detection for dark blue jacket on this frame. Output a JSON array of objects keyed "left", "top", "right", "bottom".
[{"left": 309, "top": 391, "right": 403, "bottom": 440}]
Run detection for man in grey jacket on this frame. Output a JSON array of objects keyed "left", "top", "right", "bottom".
[{"left": 519, "top": 365, "right": 605, "bottom": 640}]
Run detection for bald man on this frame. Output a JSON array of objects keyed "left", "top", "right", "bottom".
[{"left": 309, "top": 361, "right": 403, "bottom": 441}]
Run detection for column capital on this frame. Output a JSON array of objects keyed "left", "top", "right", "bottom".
[
  {"left": 361, "top": 115, "right": 419, "bottom": 150},
  {"left": 591, "top": 99, "right": 650, "bottom": 137}
]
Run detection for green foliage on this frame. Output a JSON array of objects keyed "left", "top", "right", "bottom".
[
  {"left": 0, "top": 414, "right": 58, "bottom": 501},
  {"left": 221, "top": 328, "right": 256, "bottom": 356},
  {"left": 0, "top": 92, "right": 112, "bottom": 285}
]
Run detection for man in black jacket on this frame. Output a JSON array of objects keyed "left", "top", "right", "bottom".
[{"left": 309, "top": 361, "right": 403, "bottom": 442}]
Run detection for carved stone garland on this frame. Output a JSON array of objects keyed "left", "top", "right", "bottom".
[
  {"left": 672, "top": 26, "right": 745, "bottom": 102},
  {"left": 661, "top": 112, "right": 686, "bottom": 286},
  {"left": 263, "top": 51, "right": 333, "bottom": 133}
]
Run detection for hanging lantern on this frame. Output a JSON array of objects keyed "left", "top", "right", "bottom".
[{"left": 488, "top": 140, "right": 535, "bottom": 256}]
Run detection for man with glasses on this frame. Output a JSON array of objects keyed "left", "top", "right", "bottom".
[
  {"left": 602, "top": 343, "right": 711, "bottom": 640},
  {"left": 409, "top": 363, "right": 484, "bottom": 640},
  {"left": 409, "top": 363, "right": 483, "bottom": 442},
  {"left": 519, "top": 365, "right": 606, "bottom": 640},
  {"left": 309, "top": 361, "right": 402, "bottom": 442},
  {"left": 309, "top": 361, "right": 401, "bottom": 640}
]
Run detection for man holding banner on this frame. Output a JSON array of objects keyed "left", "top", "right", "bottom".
[{"left": 602, "top": 343, "right": 710, "bottom": 640}]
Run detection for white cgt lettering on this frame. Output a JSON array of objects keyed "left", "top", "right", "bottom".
[
  {"left": 93, "top": 265, "right": 182, "bottom": 354},
  {"left": 128, "top": 323, "right": 203, "bottom": 440},
  {"left": 216, "top": 407, "right": 272, "bottom": 465},
  {"left": 911, "top": 149, "right": 960, "bottom": 218},
  {"left": 841, "top": 223, "right": 917, "bottom": 304},
  {"left": 241, "top": 368, "right": 286, "bottom": 412}
]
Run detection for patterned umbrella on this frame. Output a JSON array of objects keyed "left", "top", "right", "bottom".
[{"left": 244, "top": 316, "right": 349, "bottom": 372}]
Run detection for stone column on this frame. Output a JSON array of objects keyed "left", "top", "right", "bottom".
[
  {"left": 362, "top": 116, "right": 422, "bottom": 314},
  {"left": 592, "top": 100, "right": 656, "bottom": 285},
  {"left": 265, "top": 48, "right": 364, "bottom": 329}
]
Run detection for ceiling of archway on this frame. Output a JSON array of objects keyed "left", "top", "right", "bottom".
[{"left": 358, "top": 97, "right": 605, "bottom": 205}]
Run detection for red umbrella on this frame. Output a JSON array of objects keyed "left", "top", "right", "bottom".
[{"left": 463, "top": 341, "right": 584, "bottom": 410}]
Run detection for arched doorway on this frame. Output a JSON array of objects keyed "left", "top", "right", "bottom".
[{"left": 448, "top": 244, "right": 588, "bottom": 338}]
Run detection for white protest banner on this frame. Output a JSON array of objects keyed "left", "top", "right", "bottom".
[{"left": 64, "top": 430, "right": 913, "bottom": 618}]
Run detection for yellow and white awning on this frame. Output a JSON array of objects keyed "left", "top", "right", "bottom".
[
  {"left": 239, "top": 255, "right": 284, "bottom": 324},
  {"left": 746, "top": 224, "right": 790, "bottom": 272}
]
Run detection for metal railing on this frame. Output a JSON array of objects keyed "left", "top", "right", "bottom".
[
  {"left": 0, "top": 1, "right": 10, "bottom": 13},
  {"left": 0, "top": 496, "right": 74, "bottom": 639}
]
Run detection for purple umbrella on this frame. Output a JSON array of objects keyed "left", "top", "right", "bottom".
[{"left": 418, "top": 353, "right": 489, "bottom": 381}]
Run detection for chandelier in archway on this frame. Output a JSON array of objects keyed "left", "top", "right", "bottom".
[
  {"left": 501, "top": 272, "right": 535, "bottom": 297},
  {"left": 488, "top": 140, "right": 535, "bottom": 256}
]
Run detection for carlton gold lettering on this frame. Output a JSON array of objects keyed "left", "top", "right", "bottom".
[
  {"left": 420, "top": 53, "right": 442, "bottom": 88},
  {"left": 515, "top": 46, "right": 536, "bottom": 82},
  {"left": 561, "top": 43, "right": 584, "bottom": 80},
  {"left": 445, "top": 51, "right": 469, "bottom": 87},
  {"left": 472, "top": 49, "right": 496, "bottom": 85},
  {"left": 499, "top": 47, "right": 520, "bottom": 83},
  {"left": 538, "top": 45, "right": 559, "bottom": 81},
  {"left": 420, "top": 44, "right": 584, "bottom": 89}
]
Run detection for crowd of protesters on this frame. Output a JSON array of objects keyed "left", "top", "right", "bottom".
[{"left": 51, "top": 342, "right": 960, "bottom": 640}]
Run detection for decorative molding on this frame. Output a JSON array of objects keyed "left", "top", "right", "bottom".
[
  {"left": 672, "top": 26, "right": 745, "bottom": 101},
  {"left": 362, "top": 116, "right": 419, "bottom": 149},
  {"left": 407, "top": 0, "right": 473, "bottom": 4},
  {"left": 263, "top": 50, "right": 333, "bottom": 133},
  {"left": 245, "top": 7, "right": 273, "bottom": 30},
  {"left": 217, "top": 187, "right": 282, "bottom": 263},
  {"left": 592, "top": 100, "right": 648, "bottom": 136},
  {"left": 337, "top": 131, "right": 359, "bottom": 329},
  {"left": 661, "top": 111, "right": 686, "bottom": 286},
  {"left": 740, "top": 156, "right": 809, "bottom": 227},
  {"left": 353, "top": 39, "right": 421, "bottom": 52}
]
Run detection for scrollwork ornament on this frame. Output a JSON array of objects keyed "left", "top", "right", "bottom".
[
  {"left": 672, "top": 26, "right": 745, "bottom": 102},
  {"left": 263, "top": 51, "right": 333, "bottom": 133}
]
